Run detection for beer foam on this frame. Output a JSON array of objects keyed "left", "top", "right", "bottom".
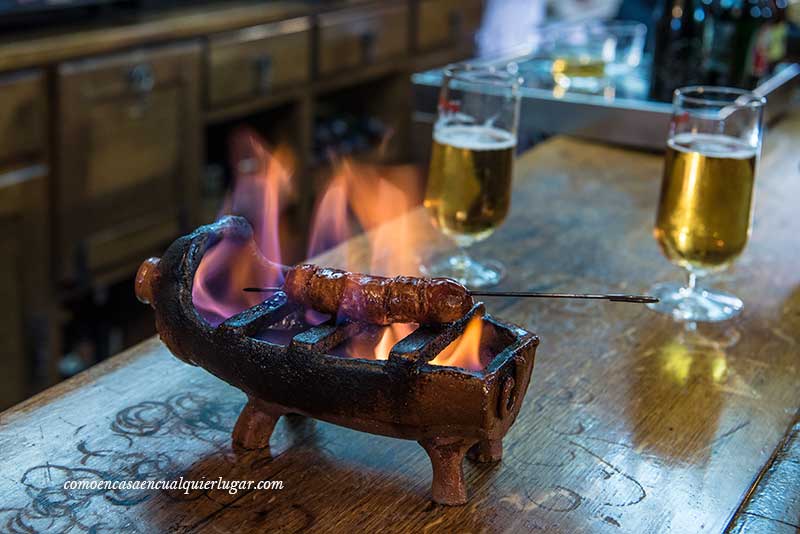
[
  {"left": 669, "top": 133, "right": 758, "bottom": 159},
  {"left": 434, "top": 125, "right": 517, "bottom": 151}
]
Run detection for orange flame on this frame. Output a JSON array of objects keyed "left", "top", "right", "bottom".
[
  {"left": 192, "top": 132, "right": 486, "bottom": 370},
  {"left": 337, "top": 323, "right": 419, "bottom": 361},
  {"left": 306, "top": 157, "right": 424, "bottom": 359},
  {"left": 308, "top": 159, "right": 419, "bottom": 360},
  {"left": 306, "top": 158, "right": 422, "bottom": 274},
  {"left": 429, "top": 316, "right": 484, "bottom": 371}
]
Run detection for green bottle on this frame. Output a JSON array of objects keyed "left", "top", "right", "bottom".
[
  {"left": 704, "top": 0, "right": 788, "bottom": 88},
  {"left": 649, "top": 0, "right": 712, "bottom": 102}
]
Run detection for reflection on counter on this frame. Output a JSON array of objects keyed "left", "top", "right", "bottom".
[{"left": 625, "top": 322, "right": 741, "bottom": 464}]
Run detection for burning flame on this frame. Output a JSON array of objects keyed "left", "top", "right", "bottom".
[
  {"left": 192, "top": 129, "right": 486, "bottom": 369},
  {"left": 307, "top": 157, "right": 421, "bottom": 276},
  {"left": 192, "top": 238, "right": 280, "bottom": 327},
  {"left": 429, "top": 316, "right": 484, "bottom": 371},
  {"left": 306, "top": 157, "right": 423, "bottom": 360},
  {"left": 335, "top": 323, "right": 419, "bottom": 362},
  {"left": 192, "top": 128, "right": 291, "bottom": 326}
]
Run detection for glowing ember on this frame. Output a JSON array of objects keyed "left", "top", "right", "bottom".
[
  {"left": 193, "top": 131, "right": 486, "bottom": 369},
  {"left": 429, "top": 316, "right": 484, "bottom": 371}
]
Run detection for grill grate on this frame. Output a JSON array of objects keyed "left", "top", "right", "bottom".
[{"left": 219, "top": 290, "right": 490, "bottom": 370}]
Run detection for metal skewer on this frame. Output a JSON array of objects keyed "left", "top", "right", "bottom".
[{"left": 242, "top": 287, "right": 658, "bottom": 304}]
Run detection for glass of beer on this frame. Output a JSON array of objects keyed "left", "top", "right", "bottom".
[
  {"left": 422, "top": 63, "right": 521, "bottom": 288},
  {"left": 648, "top": 86, "right": 765, "bottom": 322}
]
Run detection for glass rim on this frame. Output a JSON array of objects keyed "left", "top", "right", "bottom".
[
  {"left": 674, "top": 85, "right": 766, "bottom": 108},
  {"left": 590, "top": 19, "right": 647, "bottom": 36},
  {"left": 443, "top": 62, "right": 523, "bottom": 90},
  {"left": 540, "top": 19, "right": 646, "bottom": 35},
  {"left": 603, "top": 19, "right": 647, "bottom": 29}
]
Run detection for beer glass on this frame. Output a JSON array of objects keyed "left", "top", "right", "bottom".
[
  {"left": 422, "top": 63, "right": 522, "bottom": 288},
  {"left": 648, "top": 86, "right": 765, "bottom": 322}
]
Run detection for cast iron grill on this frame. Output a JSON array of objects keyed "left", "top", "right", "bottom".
[{"left": 135, "top": 216, "right": 539, "bottom": 505}]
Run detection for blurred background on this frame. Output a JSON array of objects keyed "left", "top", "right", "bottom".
[{"left": 0, "top": 0, "right": 797, "bottom": 410}]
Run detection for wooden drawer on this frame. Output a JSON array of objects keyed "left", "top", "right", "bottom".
[
  {"left": 0, "top": 70, "right": 46, "bottom": 168},
  {"left": 56, "top": 42, "right": 201, "bottom": 281},
  {"left": 416, "top": 0, "right": 483, "bottom": 52},
  {"left": 318, "top": 4, "right": 409, "bottom": 76},
  {"left": 208, "top": 17, "right": 311, "bottom": 107},
  {"left": 0, "top": 224, "right": 24, "bottom": 409},
  {"left": 0, "top": 166, "right": 49, "bottom": 409},
  {"left": 85, "top": 211, "right": 180, "bottom": 274}
]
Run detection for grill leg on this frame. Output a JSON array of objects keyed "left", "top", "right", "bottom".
[
  {"left": 419, "top": 437, "right": 478, "bottom": 506},
  {"left": 232, "top": 397, "right": 285, "bottom": 452},
  {"left": 467, "top": 438, "right": 503, "bottom": 463}
]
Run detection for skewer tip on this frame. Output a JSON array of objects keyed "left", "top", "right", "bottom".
[{"left": 608, "top": 295, "right": 660, "bottom": 304}]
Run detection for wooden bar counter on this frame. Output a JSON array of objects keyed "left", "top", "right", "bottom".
[{"left": 1, "top": 115, "right": 798, "bottom": 533}]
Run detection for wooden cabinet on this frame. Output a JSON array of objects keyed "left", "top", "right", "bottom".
[
  {"left": 416, "top": 0, "right": 483, "bottom": 52},
  {"left": 0, "top": 70, "right": 50, "bottom": 409},
  {"left": 0, "top": 167, "right": 51, "bottom": 409},
  {"left": 318, "top": 4, "right": 409, "bottom": 77},
  {"left": 208, "top": 17, "right": 311, "bottom": 108},
  {"left": 0, "top": 0, "right": 485, "bottom": 405},
  {"left": 56, "top": 42, "right": 202, "bottom": 283},
  {"left": 0, "top": 72, "right": 46, "bottom": 168}
]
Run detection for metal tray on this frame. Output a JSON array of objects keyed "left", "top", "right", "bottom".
[{"left": 412, "top": 60, "right": 800, "bottom": 151}]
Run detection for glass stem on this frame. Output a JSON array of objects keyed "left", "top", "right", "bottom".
[
  {"left": 687, "top": 272, "right": 698, "bottom": 293},
  {"left": 450, "top": 246, "right": 472, "bottom": 271}
]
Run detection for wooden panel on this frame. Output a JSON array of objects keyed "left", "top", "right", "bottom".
[
  {"left": 0, "top": 71, "right": 45, "bottom": 168},
  {"left": 318, "top": 4, "right": 409, "bottom": 76},
  {"left": 0, "top": 165, "right": 50, "bottom": 410},
  {"left": 0, "top": 116, "right": 799, "bottom": 532},
  {"left": 0, "top": 69, "right": 51, "bottom": 403},
  {"left": 208, "top": 17, "right": 311, "bottom": 108},
  {"left": 416, "top": 0, "right": 483, "bottom": 52},
  {"left": 85, "top": 212, "right": 180, "bottom": 273},
  {"left": 56, "top": 42, "right": 202, "bottom": 282},
  {"left": 0, "top": 219, "right": 24, "bottom": 409},
  {"left": 86, "top": 88, "right": 181, "bottom": 197}
]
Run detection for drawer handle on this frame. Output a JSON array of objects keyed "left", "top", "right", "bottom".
[
  {"left": 449, "top": 11, "right": 464, "bottom": 43},
  {"left": 360, "top": 31, "right": 377, "bottom": 64},
  {"left": 254, "top": 55, "right": 273, "bottom": 93},
  {"left": 128, "top": 64, "right": 155, "bottom": 94},
  {"left": 128, "top": 64, "right": 155, "bottom": 118}
]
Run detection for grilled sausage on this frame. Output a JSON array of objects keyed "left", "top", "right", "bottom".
[{"left": 283, "top": 264, "right": 473, "bottom": 324}]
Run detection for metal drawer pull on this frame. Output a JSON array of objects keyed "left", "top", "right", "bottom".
[
  {"left": 128, "top": 64, "right": 155, "bottom": 118},
  {"left": 360, "top": 31, "right": 377, "bottom": 64},
  {"left": 128, "top": 64, "right": 155, "bottom": 94},
  {"left": 254, "top": 55, "right": 273, "bottom": 93}
]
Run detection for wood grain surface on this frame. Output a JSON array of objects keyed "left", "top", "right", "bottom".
[{"left": 1, "top": 115, "right": 799, "bottom": 533}]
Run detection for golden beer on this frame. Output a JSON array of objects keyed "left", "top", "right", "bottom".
[
  {"left": 425, "top": 125, "right": 516, "bottom": 242},
  {"left": 551, "top": 57, "right": 606, "bottom": 80},
  {"left": 654, "top": 133, "right": 757, "bottom": 273}
]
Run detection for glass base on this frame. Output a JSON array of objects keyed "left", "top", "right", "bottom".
[
  {"left": 647, "top": 282, "right": 743, "bottom": 322},
  {"left": 421, "top": 253, "right": 505, "bottom": 289}
]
